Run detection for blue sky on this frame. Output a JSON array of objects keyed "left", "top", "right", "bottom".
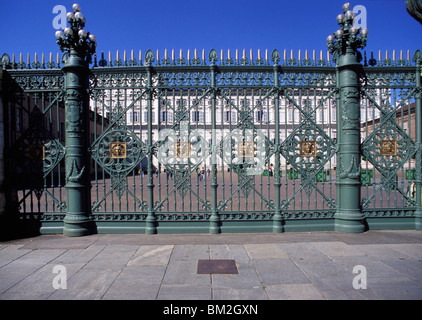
[{"left": 1, "top": 0, "right": 422, "bottom": 64}]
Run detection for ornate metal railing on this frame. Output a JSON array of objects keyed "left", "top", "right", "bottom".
[{"left": 1, "top": 47, "right": 420, "bottom": 233}]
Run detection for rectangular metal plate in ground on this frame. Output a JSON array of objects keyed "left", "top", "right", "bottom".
[{"left": 197, "top": 259, "right": 238, "bottom": 274}]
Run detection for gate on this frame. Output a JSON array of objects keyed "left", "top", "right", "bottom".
[
  {"left": 85, "top": 49, "right": 339, "bottom": 233},
  {"left": 1, "top": 47, "right": 421, "bottom": 235}
]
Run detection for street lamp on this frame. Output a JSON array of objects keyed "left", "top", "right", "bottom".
[
  {"left": 55, "top": 3, "right": 97, "bottom": 236},
  {"left": 328, "top": 3, "right": 367, "bottom": 233},
  {"left": 55, "top": 3, "right": 96, "bottom": 64},
  {"left": 326, "top": 2, "right": 368, "bottom": 62}
]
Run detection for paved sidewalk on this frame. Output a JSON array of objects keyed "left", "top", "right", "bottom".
[{"left": 0, "top": 230, "right": 421, "bottom": 300}]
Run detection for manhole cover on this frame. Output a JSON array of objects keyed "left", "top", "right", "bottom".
[{"left": 197, "top": 259, "right": 238, "bottom": 274}]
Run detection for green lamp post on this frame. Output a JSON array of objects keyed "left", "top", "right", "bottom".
[
  {"left": 327, "top": 3, "right": 368, "bottom": 233},
  {"left": 55, "top": 3, "right": 97, "bottom": 236}
]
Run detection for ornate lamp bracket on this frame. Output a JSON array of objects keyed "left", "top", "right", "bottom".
[
  {"left": 326, "top": 2, "right": 368, "bottom": 61},
  {"left": 55, "top": 3, "right": 97, "bottom": 64}
]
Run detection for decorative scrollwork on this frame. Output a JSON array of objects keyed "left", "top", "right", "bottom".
[{"left": 91, "top": 128, "right": 144, "bottom": 175}]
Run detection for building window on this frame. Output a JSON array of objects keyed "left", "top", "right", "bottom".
[
  {"left": 161, "top": 111, "right": 173, "bottom": 123},
  {"left": 129, "top": 111, "right": 140, "bottom": 123},
  {"left": 192, "top": 111, "right": 204, "bottom": 122},
  {"left": 331, "top": 106, "right": 336, "bottom": 122},
  {"left": 240, "top": 99, "right": 250, "bottom": 107},
  {"left": 143, "top": 111, "right": 155, "bottom": 123},
  {"left": 223, "top": 111, "right": 237, "bottom": 123},
  {"left": 177, "top": 99, "right": 187, "bottom": 107},
  {"left": 255, "top": 110, "right": 267, "bottom": 122},
  {"left": 317, "top": 109, "right": 323, "bottom": 123},
  {"left": 288, "top": 106, "right": 293, "bottom": 123}
]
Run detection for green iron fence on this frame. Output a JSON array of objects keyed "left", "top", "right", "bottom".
[{"left": 0, "top": 47, "right": 421, "bottom": 234}]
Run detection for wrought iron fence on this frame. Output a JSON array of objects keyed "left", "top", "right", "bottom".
[{"left": 0, "top": 47, "right": 420, "bottom": 234}]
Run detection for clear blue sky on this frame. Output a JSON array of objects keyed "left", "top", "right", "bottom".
[{"left": 1, "top": 0, "right": 422, "bottom": 64}]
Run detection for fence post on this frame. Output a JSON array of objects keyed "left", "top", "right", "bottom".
[
  {"left": 209, "top": 51, "right": 220, "bottom": 234},
  {"left": 272, "top": 61, "right": 283, "bottom": 233},
  {"left": 56, "top": 4, "right": 97, "bottom": 236},
  {"left": 61, "top": 50, "right": 96, "bottom": 237},
  {"left": 327, "top": 3, "right": 368, "bottom": 233},
  {"left": 145, "top": 62, "right": 157, "bottom": 234},
  {"left": 414, "top": 50, "right": 422, "bottom": 230},
  {"left": 334, "top": 49, "right": 366, "bottom": 233}
]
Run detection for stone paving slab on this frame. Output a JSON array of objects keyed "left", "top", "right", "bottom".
[
  {"left": 265, "top": 283, "right": 325, "bottom": 300},
  {"left": 0, "top": 230, "right": 421, "bottom": 300}
]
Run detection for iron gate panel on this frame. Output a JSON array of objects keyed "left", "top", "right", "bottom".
[
  {"left": 360, "top": 65, "right": 418, "bottom": 218},
  {"left": 87, "top": 50, "right": 341, "bottom": 232},
  {"left": 4, "top": 69, "right": 67, "bottom": 226}
]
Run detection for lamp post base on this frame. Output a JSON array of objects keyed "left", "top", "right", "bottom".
[
  {"left": 63, "top": 216, "right": 96, "bottom": 237},
  {"left": 335, "top": 210, "right": 366, "bottom": 233}
]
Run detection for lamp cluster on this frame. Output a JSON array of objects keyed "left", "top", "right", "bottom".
[
  {"left": 55, "top": 3, "right": 97, "bottom": 64},
  {"left": 326, "top": 3, "right": 368, "bottom": 58}
]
